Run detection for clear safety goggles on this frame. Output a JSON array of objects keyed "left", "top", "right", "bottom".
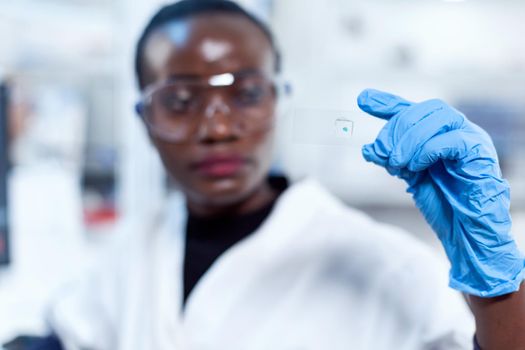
[{"left": 135, "top": 71, "right": 291, "bottom": 143}]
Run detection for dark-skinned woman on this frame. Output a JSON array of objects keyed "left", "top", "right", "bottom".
[{"left": 34, "top": 1, "right": 525, "bottom": 349}]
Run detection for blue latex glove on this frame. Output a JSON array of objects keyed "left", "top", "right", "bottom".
[{"left": 358, "top": 88, "right": 525, "bottom": 297}]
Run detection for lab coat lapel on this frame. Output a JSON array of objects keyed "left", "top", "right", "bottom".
[
  {"left": 179, "top": 178, "right": 329, "bottom": 346},
  {"left": 142, "top": 192, "right": 189, "bottom": 349}
]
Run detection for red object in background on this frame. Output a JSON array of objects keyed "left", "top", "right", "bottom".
[
  {"left": 84, "top": 205, "right": 118, "bottom": 228},
  {"left": 0, "top": 231, "right": 7, "bottom": 265}
]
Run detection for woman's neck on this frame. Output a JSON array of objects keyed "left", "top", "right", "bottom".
[{"left": 186, "top": 181, "right": 279, "bottom": 218}]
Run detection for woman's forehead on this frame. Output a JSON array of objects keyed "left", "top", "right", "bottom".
[{"left": 143, "top": 14, "right": 275, "bottom": 79}]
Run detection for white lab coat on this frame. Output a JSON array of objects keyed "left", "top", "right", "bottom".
[{"left": 48, "top": 178, "right": 474, "bottom": 350}]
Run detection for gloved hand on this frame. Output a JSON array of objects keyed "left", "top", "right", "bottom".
[{"left": 357, "top": 88, "right": 525, "bottom": 297}]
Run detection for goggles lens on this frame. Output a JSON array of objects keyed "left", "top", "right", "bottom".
[{"left": 140, "top": 72, "right": 278, "bottom": 142}]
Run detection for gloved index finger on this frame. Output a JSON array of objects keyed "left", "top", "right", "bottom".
[{"left": 357, "top": 88, "right": 413, "bottom": 120}]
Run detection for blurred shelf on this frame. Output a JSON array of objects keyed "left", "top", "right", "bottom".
[
  {"left": 0, "top": 0, "right": 116, "bottom": 71},
  {"left": 0, "top": 0, "right": 114, "bottom": 19}
]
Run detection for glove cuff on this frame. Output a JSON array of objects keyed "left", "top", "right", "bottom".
[{"left": 449, "top": 258, "right": 525, "bottom": 297}]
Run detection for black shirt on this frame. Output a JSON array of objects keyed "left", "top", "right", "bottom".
[{"left": 182, "top": 176, "right": 288, "bottom": 304}]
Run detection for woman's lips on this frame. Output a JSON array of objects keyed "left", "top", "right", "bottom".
[{"left": 191, "top": 155, "right": 249, "bottom": 177}]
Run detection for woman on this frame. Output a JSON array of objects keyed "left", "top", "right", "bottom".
[{"left": 36, "top": 1, "right": 525, "bottom": 349}]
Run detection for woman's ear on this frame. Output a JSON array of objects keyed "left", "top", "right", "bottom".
[
  {"left": 135, "top": 102, "right": 144, "bottom": 117},
  {"left": 134, "top": 104, "right": 158, "bottom": 148}
]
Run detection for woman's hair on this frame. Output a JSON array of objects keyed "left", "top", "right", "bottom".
[{"left": 135, "top": 0, "right": 282, "bottom": 89}]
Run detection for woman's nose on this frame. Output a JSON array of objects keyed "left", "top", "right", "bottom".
[{"left": 197, "top": 96, "right": 237, "bottom": 143}]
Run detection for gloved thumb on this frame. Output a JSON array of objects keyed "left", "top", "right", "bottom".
[
  {"left": 362, "top": 143, "right": 388, "bottom": 167},
  {"left": 357, "top": 89, "right": 413, "bottom": 120}
]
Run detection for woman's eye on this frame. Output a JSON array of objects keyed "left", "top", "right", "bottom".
[
  {"left": 236, "top": 85, "right": 266, "bottom": 105},
  {"left": 160, "top": 89, "right": 195, "bottom": 113}
]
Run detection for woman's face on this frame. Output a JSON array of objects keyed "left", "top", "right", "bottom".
[{"left": 141, "top": 14, "right": 277, "bottom": 211}]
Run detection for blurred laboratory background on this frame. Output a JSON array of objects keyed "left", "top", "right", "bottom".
[{"left": 0, "top": 0, "right": 524, "bottom": 343}]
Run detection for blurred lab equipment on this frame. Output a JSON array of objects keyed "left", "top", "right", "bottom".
[{"left": 0, "top": 80, "right": 10, "bottom": 266}]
